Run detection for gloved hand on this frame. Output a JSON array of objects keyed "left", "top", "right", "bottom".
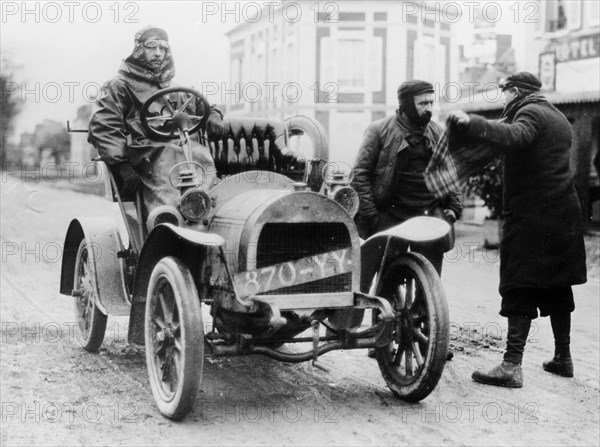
[
  {"left": 206, "top": 112, "right": 225, "bottom": 138},
  {"left": 443, "top": 209, "right": 457, "bottom": 224},
  {"left": 447, "top": 110, "right": 471, "bottom": 129},
  {"left": 116, "top": 163, "right": 142, "bottom": 199}
]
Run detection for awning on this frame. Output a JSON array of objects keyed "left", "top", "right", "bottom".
[{"left": 440, "top": 90, "right": 600, "bottom": 114}]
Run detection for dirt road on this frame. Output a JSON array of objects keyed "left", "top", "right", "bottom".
[{"left": 1, "top": 176, "right": 599, "bottom": 446}]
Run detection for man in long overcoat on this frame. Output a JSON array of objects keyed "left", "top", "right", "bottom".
[{"left": 448, "top": 72, "right": 587, "bottom": 387}]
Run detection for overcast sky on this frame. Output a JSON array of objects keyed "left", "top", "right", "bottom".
[
  {"left": 1, "top": 1, "right": 521, "bottom": 140},
  {"left": 2, "top": 1, "right": 238, "bottom": 140}
]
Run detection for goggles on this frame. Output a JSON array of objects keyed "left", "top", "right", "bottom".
[{"left": 142, "top": 39, "right": 169, "bottom": 51}]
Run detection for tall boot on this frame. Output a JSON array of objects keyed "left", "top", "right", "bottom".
[
  {"left": 543, "top": 313, "right": 573, "bottom": 377},
  {"left": 472, "top": 315, "right": 531, "bottom": 388}
]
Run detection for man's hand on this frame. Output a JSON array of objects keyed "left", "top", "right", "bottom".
[
  {"left": 447, "top": 110, "right": 471, "bottom": 128},
  {"left": 443, "top": 209, "right": 457, "bottom": 224},
  {"left": 206, "top": 112, "right": 225, "bottom": 138},
  {"left": 117, "top": 163, "right": 142, "bottom": 198}
]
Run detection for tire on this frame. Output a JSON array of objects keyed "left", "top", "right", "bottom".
[
  {"left": 145, "top": 257, "right": 204, "bottom": 420},
  {"left": 375, "top": 252, "right": 450, "bottom": 402},
  {"left": 73, "top": 239, "right": 107, "bottom": 352}
]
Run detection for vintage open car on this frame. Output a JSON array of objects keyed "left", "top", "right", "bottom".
[{"left": 60, "top": 87, "right": 451, "bottom": 420}]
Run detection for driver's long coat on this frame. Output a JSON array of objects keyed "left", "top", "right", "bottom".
[{"left": 89, "top": 63, "right": 220, "bottom": 214}]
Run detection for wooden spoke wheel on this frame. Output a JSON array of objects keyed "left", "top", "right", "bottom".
[
  {"left": 73, "top": 239, "right": 107, "bottom": 352},
  {"left": 145, "top": 257, "right": 204, "bottom": 420},
  {"left": 375, "top": 252, "right": 449, "bottom": 402}
]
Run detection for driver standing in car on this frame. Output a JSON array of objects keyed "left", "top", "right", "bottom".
[{"left": 88, "top": 26, "right": 225, "bottom": 216}]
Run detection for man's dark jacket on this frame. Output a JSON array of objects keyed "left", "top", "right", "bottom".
[
  {"left": 351, "top": 113, "right": 462, "bottom": 236},
  {"left": 465, "top": 101, "right": 586, "bottom": 294}
]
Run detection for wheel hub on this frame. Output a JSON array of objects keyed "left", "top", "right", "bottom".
[
  {"left": 157, "top": 324, "right": 175, "bottom": 347},
  {"left": 156, "top": 323, "right": 177, "bottom": 383},
  {"left": 396, "top": 310, "right": 414, "bottom": 343}
]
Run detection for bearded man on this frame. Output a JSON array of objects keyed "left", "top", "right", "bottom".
[
  {"left": 351, "top": 80, "right": 462, "bottom": 274},
  {"left": 89, "top": 26, "right": 224, "bottom": 218}
]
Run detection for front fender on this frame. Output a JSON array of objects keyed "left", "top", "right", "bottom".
[
  {"left": 60, "top": 218, "right": 129, "bottom": 316},
  {"left": 127, "top": 224, "right": 225, "bottom": 345},
  {"left": 361, "top": 216, "right": 451, "bottom": 291},
  {"left": 329, "top": 217, "right": 450, "bottom": 330}
]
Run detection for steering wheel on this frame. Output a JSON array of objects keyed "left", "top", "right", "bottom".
[{"left": 140, "top": 87, "right": 211, "bottom": 139}]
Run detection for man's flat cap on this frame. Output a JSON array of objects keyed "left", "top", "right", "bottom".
[
  {"left": 500, "top": 72, "right": 542, "bottom": 91},
  {"left": 397, "top": 80, "right": 435, "bottom": 100}
]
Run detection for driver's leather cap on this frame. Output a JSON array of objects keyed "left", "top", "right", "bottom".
[{"left": 134, "top": 26, "right": 169, "bottom": 46}]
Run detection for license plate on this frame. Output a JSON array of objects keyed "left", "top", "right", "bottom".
[{"left": 233, "top": 248, "right": 352, "bottom": 297}]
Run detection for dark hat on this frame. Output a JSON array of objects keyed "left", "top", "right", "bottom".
[
  {"left": 397, "top": 80, "right": 435, "bottom": 101},
  {"left": 134, "top": 26, "right": 169, "bottom": 45},
  {"left": 500, "top": 72, "right": 541, "bottom": 92}
]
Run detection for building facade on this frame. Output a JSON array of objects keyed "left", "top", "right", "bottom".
[
  {"left": 538, "top": 0, "right": 600, "bottom": 229},
  {"left": 443, "top": 0, "right": 600, "bottom": 229},
  {"left": 225, "top": 1, "right": 459, "bottom": 166}
]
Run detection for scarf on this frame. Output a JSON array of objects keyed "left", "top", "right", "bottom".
[
  {"left": 424, "top": 93, "right": 549, "bottom": 199},
  {"left": 501, "top": 92, "right": 547, "bottom": 122}
]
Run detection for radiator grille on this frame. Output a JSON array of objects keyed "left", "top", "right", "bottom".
[{"left": 256, "top": 223, "right": 352, "bottom": 294}]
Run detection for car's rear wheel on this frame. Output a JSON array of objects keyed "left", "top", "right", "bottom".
[
  {"left": 145, "top": 257, "right": 204, "bottom": 420},
  {"left": 376, "top": 252, "right": 449, "bottom": 402},
  {"left": 73, "top": 239, "right": 107, "bottom": 352}
]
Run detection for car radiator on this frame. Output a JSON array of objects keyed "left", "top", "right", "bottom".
[{"left": 256, "top": 222, "right": 352, "bottom": 295}]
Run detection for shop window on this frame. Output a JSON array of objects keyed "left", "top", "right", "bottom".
[
  {"left": 320, "top": 33, "right": 382, "bottom": 94},
  {"left": 414, "top": 37, "right": 445, "bottom": 84},
  {"left": 546, "top": 0, "right": 582, "bottom": 32},
  {"left": 231, "top": 58, "right": 240, "bottom": 84},
  {"left": 285, "top": 42, "right": 295, "bottom": 82},
  {"left": 587, "top": 0, "right": 600, "bottom": 27},
  {"left": 589, "top": 118, "right": 600, "bottom": 226},
  {"left": 337, "top": 39, "right": 365, "bottom": 89}
]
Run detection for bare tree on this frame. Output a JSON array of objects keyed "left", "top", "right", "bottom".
[{"left": 0, "top": 54, "right": 21, "bottom": 165}]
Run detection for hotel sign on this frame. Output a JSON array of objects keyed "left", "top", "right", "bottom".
[
  {"left": 548, "top": 33, "right": 599, "bottom": 63},
  {"left": 539, "top": 52, "right": 556, "bottom": 92}
]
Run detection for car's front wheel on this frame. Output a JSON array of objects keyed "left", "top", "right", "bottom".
[
  {"left": 375, "top": 252, "right": 450, "bottom": 402},
  {"left": 145, "top": 257, "right": 204, "bottom": 420}
]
